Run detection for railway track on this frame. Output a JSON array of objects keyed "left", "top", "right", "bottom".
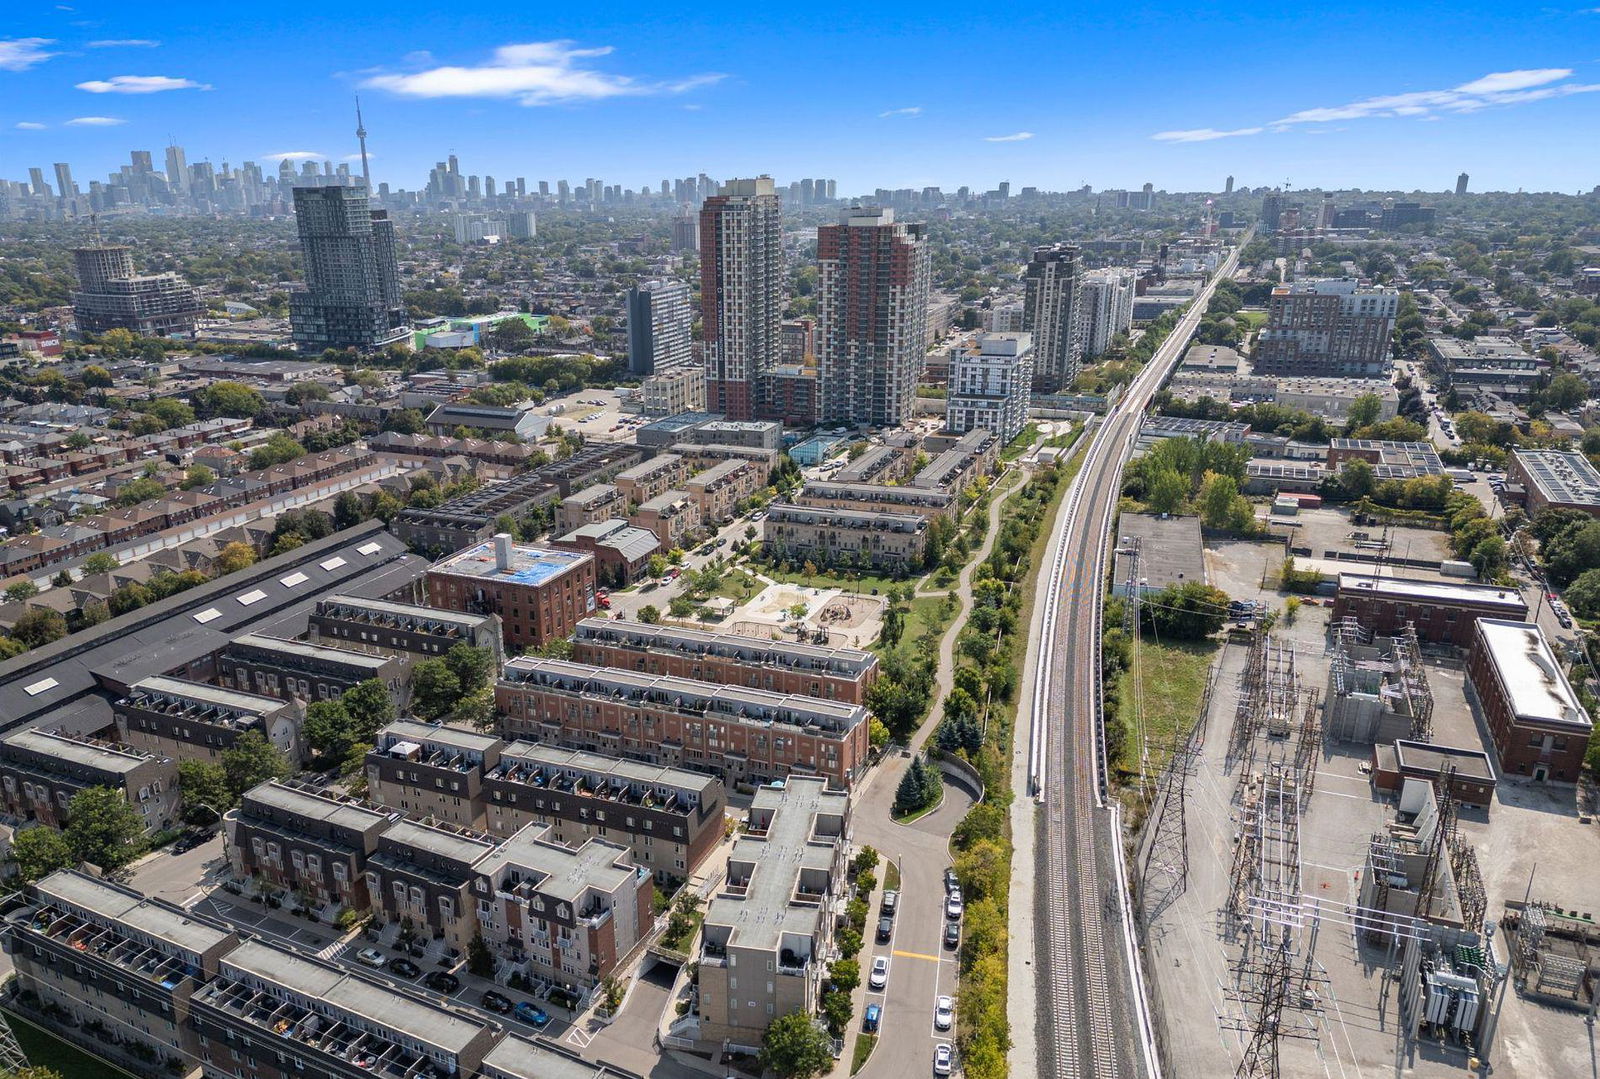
[{"left": 1028, "top": 237, "right": 1247, "bottom": 1079}]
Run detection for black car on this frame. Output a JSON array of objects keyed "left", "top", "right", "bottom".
[
  {"left": 425, "top": 971, "right": 461, "bottom": 994},
  {"left": 944, "top": 922, "right": 960, "bottom": 949},
  {"left": 387, "top": 958, "right": 421, "bottom": 978},
  {"left": 944, "top": 868, "right": 959, "bottom": 893},
  {"left": 876, "top": 916, "right": 893, "bottom": 943},
  {"left": 481, "top": 990, "right": 513, "bottom": 1014}
]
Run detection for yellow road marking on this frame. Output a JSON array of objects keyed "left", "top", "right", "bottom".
[{"left": 891, "top": 949, "right": 943, "bottom": 962}]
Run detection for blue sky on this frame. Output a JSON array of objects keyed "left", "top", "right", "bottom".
[{"left": 5, "top": 1, "right": 1600, "bottom": 196}]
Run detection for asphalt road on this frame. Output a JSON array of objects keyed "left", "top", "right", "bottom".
[{"left": 1025, "top": 238, "right": 1246, "bottom": 1079}]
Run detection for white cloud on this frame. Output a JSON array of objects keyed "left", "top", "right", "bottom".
[
  {"left": 264, "top": 151, "right": 323, "bottom": 161},
  {"left": 1455, "top": 68, "right": 1569, "bottom": 94},
  {"left": 340, "top": 153, "right": 373, "bottom": 162},
  {"left": 77, "top": 74, "right": 210, "bottom": 93},
  {"left": 0, "top": 38, "right": 57, "bottom": 71},
  {"left": 1152, "top": 126, "right": 1263, "bottom": 143},
  {"left": 15, "top": 121, "right": 47, "bottom": 130},
  {"left": 983, "top": 131, "right": 1033, "bottom": 142},
  {"left": 1155, "top": 67, "right": 1600, "bottom": 141},
  {"left": 361, "top": 40, "right": 722, "bottom": 105},
  {"left": 88, "top": 39, "right": 161, "bottom": 48},
  {"left": 66, "top": 116, "right": 126, "bottom": 126},
  {"left": 879, "top": 106, "right": 922, "bottom": 118}
]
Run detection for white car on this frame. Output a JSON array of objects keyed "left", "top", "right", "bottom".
[
  {"left": 869, "top": 956, "right": 889, "bottom": 991},
  {"left": 934, "top": 1044, "right": 954, "bottom": 1076},
  {"left": 945, "top": 894, "right": 964, "bottom": 920},
  {"left": 934, "top": 995, "right": 954, "bottom": 1031},
  {"left": 355, "top": 947, "right": 386, "bottom": 967}
]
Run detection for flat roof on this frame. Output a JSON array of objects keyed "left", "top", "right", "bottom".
[
  {"left": 575, "top": 617, "right": 876, "bottom": 675},
  {"left": 243, "top": 781, "right": 395, "bottom": 833},
  {"left": 228, "top": 633, "right": 392, "bottom": 670},
  {"left": 376, "top": 719, "right": 501, "bottom": 754},
  {"left": 2, "top": 728, "right": 156, "bottom": 773},
  {"left": 127, "top": 675, "right": 287, "bottom": 715},
  {"left": 499, "top": 740, "right": 720, "bottom": 797},
  {"left": 1391, "top": 740, "right": 1497, "bottom": 784},
  {"left": 1512, "top": 450, "right": 1600, "bottom": 508},
  {"left": 315, "top": 594, "right": 490, "bottom": 629},
  {"left": 1112, "top": 513, "right": 1205, "bottom": 591},
  {"left": 1337, "top": 574, "right": 1528, "bottom": 613},
  {"left": 474, "top": 825, "right": 636, "bottom": 903},
  {"left": 429, "top": 539, "right": 592, "bottom": 587},
  {"left": 481, "top": 1034, "right": 620, "bottom": 1079},
  {"left": 0, "top": 523, "right": 420, "bottom": 735},
  {"left": 36, "top": 870, "right": 233, "bottom": 957},
  {"left": 220, "top": 938, "right": 489, "bottom": 1056},
  {"left": 378, "top": 816, "right": 497, "bottom": 866},
  {"left": 1475, "top": 619, "right": 1593, "bottom": 733}
]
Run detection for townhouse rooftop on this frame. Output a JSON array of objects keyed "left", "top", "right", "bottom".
[
  {"left": 200, "top": 938, "right": 489, "bottom": 1070},
  {"left": 313, "top": 594, "right": 491, "bottom": 635},
  {"left": 228, "top": 633, "right": 394, "bottom": 672},
  {"left": 574, "top": 617, "right": 876, "bottom": 677},
  {"left": 501, "top": 657, "right": 867, "bottom": 735},
  {"left": 240, "top": 780, "right": 398, "bottom": 836},
  {"left": 374, "top": 721, "right": 501, "bottom": 772},
  {"left": 118, "top": 675, "right": 285, "bottom": 730},
  {"left": 2, "top": 727, "right": 164, "bottom": 774},
  {"left": 474, "top": 824, "right": 640, "bottom": 907},
  {"left": 487, "top": 740, "right": 717, "bottom": 813}
]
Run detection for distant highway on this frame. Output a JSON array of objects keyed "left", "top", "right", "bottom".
[{"left": 1025, "top": 236, "right": 1247, "bottom": 1079}]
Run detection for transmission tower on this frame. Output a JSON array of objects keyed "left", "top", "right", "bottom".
[{"left": 0, "top": 1009, "right": 29, "bottom": 1073}]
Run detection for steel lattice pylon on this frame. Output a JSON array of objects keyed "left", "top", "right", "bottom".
[{"left": 0, "top": 1008, "right": 30, "bottom": 1074}]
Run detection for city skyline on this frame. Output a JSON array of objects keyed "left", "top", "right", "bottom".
[{"left": 4, "top": 4, "right": 1600, "bottom": 193}]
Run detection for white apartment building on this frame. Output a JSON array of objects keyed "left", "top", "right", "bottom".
[
  {"left": 947, "top": 332, "right": 1035, "bottom": 442},
  {"left": 1079, "top": 269, "right": 1137, "bottom": 358}
]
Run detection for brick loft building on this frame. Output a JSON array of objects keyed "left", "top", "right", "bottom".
[{"left": 425, "top": 535, "right": 596, "bottom": 652}]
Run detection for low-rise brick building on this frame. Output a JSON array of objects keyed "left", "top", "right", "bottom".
[
  {"left": 472, "top": 822, "right": 652, "bottom": 994},
  {"left": 632, "top": 490, "right": 702, "bottom": 550},
  {"left": 496, "top": 657, "right": 870, "bottom": 788},
  {"left": 366, "top": 817, "right": 496, "bottom": 955},
  {"left": 482, "top": 741, "right": 726, "bottom": 881},
  {"left": 364, "top": 721, "right": 502, "bottom": 830},
  {"left": 114, "top": 675, "right": 302, "bottom": 763},
  {"left": 614, "top": 453, "right": 687, "bottom": 506},
  {"left": 224, "top": 781, "right": 395, "bottom": 921},
  {"left": 550, "top": 519, "right": 660, "bottom": 587},
  {"left": 307, "top": 594, "right": 501, "bottom": 665},
  {"left": 685, "top": 458, "right": 763, "bottom": 525},
  {"left": 556, "top": 483, "right": 627, "bottom": 532},
  {"left": 762, "top": 503, "right": 929, "bottom": 573},
  {"left": 219, "top": 633, "right": 402, "bottom": 704},
  {"left": 1467, "top": 619, "right": 1592, "bottom": 782},
  {"left": 0, "top": 728, "right": 179, "bottom": 834},
  {"left": 572, "top": 617, "right": 878, "bottom": 703},
  {"left": 1331, "top": 574, "right": 1528, "bottom": 646},
  {"left": 425, "top": 535, "right": 597, "bottom": 652}
]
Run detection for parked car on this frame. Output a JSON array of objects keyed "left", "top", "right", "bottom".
[
  {"left": 876, "top": 915, "right": 893, "bottom": 943},
  {"left": 481, "top": 991, "right": 513, "bottom": 1014},
  {"left": 514, "top": 1002, "right": 551, "bottom": 1028},
  {"left": 424, "top": 971, "right": 460, "bottom": 994},
  {"left": 355, "top": 947, "right": 386, "bottom": 967},
  {"left": 934, "top": 996, "right": 954, "bottom": 1031},
  {"left": 944, "top": 868, "right": 959, "bottom": 893},
  {"left": 945, "top": 894, "right": 964, "bottom": 920},
  {"left": 869, "top": 956, "right": 889, "bottom": 991},
  {"left": 863, "top": 1003, "right": 882, "bottom": 1033},
  {"left": 387, "top": 958, "right": 420, "bottom": 978},
  {"left": 934, "top": 1044, "right": 954, "bottom": 1076},
  {"left": 944, "top": 922, "right": 961, "bottom": 949},
  {"left": 881, "top": 890, "right": 898, "bottom": 917}
]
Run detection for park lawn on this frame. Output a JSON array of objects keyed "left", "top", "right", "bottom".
[
  {"left": 1114, "top": 636, "right": 1219, "bottom": 781},
  {"left": 763, "top": 563, "right": 916, "bottom": 596},
  {"left": 4, "top": 1009, "right": 137, "bottom": 1079},
  {"left": 873, "top": 593, "right": 952, "bottom": 660},
  {"left": 1237, "top": 309, "right": 1268, "bottom": 330},
  {"left": 851, "top": 1034, "right": 878, "bottom": 1074},
  {"left": 704, "top": 567, "right": 765, "bottom": 602}
]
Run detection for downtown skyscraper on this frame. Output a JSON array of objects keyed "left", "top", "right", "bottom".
[
  {"left": 815, "top": 206, "right": 931, "bottom": 427},
  {"left": 288, "top": 185, "right": 406, "bottom": 352},
  {"left": 1023, "top": 243, "right": 1085, "bottom": 392},
  {"left": 700, "top": 177, "right": 783, "bottom": 421}
]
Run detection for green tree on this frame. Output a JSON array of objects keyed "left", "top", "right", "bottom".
[
  {"left": 198, "top": 380, "right": 265, "bottom": 419},
  {"left": 411, "top": 659, "right": 463, "bottom": 720},
  {"left": 217, "top": 541, "right": 257, "bottom": 575},
  {"left": 1469, "top": 535, "right": 1508, "bottom": 579},
  {"left": 10, "top": 825, "right": 75, "bottom": 883},
  {"left": 65, "top": 786, "right": 145, "bottom": 870},
  {"left": 1145, "top": 467, "right": 1188, "bottom": 515},
  {"left": 382, "top": 408, "right": 427, "bottom": 435},
  {"left": 1198, "top": 472, "right": 1251, "bottom": 531},
  {"left": 81, "top": 551, "right": 119, "bottom": 575},
  {"left": 220, "top": 731, "right": 291, "bottom": 799},
  {"left": 1344, "top": 393, "right": 1383, "bottom": 433},
  {"left": 249, "top": 431, "right": 306, "bottom": 470},
  {"left": 444, "top": 642, "right": 493, "bottom": 694},
  {"left": 1565, "top": 568, "right": 1600, "bottom": 618},
  {"left": 760, "top": 1012, "right": 833, "bottom": 1079},
  {"left": 646, "top": 554, "right": 668, "bottom": 580},
  {"left": 4, "top": 580, "right": 39, "bottom": 601},
  {"left": 1336, "top": 459, "right": 1375, "bottom": 500},
  {"left": 181, "top": 464, "right": 217, "bottom": 490},
  {"left": 81, "top": 364, "right": 113, "bottom": 388},
  {"left": 333, "top": 490, "right": 364, "bottom": 530},
  {"left": 638, "top": 604, "right": 661, "bottom": 624},
  {"left": 10, "top": 607, "right": 66, "bottom": 649},
  {"left": 113, "top": 475, "right": 169, "bottom": 507},
  {"left": 342, "top": 679, "right": 396, "bottom": 738},
  {"left": 303, "top": 699, "right": 357, "bottom": 760},
  {"left": 178, "top": 759, "right": 234, "bottom": 822},
  {"left": 1142, "top": 581, "right": 1232, "bottom": 640},
  {"left": 827, "top": 958, "right": 861, "bottom": 994}
]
